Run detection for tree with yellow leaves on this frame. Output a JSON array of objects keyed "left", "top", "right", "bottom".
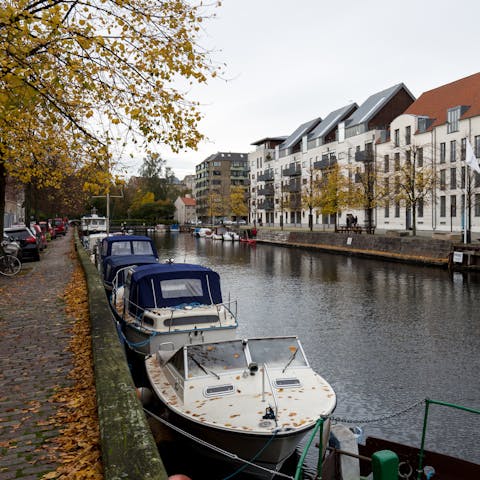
[
  {"left": 0, "top": 0, "right": 221, "bottom": 231},
  {"left": 314, "top": 162, "right": 352, "bottom": 229},
  {"left": 229, "top": 185, "right": 248, "bottom": 220}
]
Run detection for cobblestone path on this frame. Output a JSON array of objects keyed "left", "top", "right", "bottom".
[{"left": 0, "top": 232, "right": 75, "bottom": 479}]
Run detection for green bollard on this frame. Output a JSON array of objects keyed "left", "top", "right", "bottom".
[{"left": 372, "top": 450, "right": 399, "bottom": 480}]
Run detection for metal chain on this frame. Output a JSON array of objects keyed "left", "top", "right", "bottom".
[{"left": 329, "top": 398, "right": 425, "bottom": 425}]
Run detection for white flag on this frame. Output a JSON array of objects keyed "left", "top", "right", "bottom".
[{"left": 466, "top": 138, "right": 480, "bottom": 174}]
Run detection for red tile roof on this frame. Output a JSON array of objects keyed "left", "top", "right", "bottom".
[
  {"left": 404, "top": 72, "right": 480, "bottom": 130},
  {"left": 181, "top": 197, "right": 196, "bottom": 206}
]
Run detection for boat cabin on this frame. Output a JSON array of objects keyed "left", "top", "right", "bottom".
[
  {"left": 124, "top": 263, "right": 223, "bottom": 319},
  {"left": 156, "top": 336, "right": 311, "bottom": 406}
]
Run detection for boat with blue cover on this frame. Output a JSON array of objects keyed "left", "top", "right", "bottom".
[
  {"left": 111, "top": 262, "right": 238, "bottom": 355},
  {"left": 103, "top": 254, "right": 158, "bottom": 293},
  {"left": 98, "top": 234, "right": 158, "bottom": 279}
]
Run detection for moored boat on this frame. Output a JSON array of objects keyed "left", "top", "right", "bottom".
[
  {"left": 111, "top": 263, "right": 238, "bottom": 355},
  {"left": 144, "top": 335, "right": 336, "bottom": 479},
  {"left": 98, "top": 235, "right": 159, "bottom": 291}
]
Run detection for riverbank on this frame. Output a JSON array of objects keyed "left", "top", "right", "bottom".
[{"left": 254, "top": 228, "right": 480, "bottom": 269}]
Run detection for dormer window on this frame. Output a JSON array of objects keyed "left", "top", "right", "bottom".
[{"left": 447, "top": 107, "right": 461, "bottom": 133}]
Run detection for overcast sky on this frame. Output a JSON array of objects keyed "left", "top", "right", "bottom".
[{"left": 128, "top": 0, "right": 480, "bottom": 179}]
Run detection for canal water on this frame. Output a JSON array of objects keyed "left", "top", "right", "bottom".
[{"left": 151, "top": 232, "right": 480, "bottom": 471}]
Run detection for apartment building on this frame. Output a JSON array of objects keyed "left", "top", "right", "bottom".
[
  {"left": 376, "top": 73, "right": 480, "bottom": 236},
  {"left": 195, "top": 152, "right": 249, "bottom": 222},
  {"left": 250, "top": 82, "right": 415, "bottom": 228}
]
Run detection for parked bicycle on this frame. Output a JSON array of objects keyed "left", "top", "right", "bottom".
[{"left": 0, "top": 240, "right": 22, "bottom": 276}]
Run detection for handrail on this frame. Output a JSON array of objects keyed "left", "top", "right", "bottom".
[
  {"left": 294, "top": 417, "right": 325, "bottom": 480},
  {"left": 261, "top": 364, "right": 279, "bottom": 420},
  {"left": 417, "top": 399, "right": 480, "bottom": 479}
]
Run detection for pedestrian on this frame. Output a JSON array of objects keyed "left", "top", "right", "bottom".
[{"left": 353, "top": 216, "right": 358, "bottom": 226}]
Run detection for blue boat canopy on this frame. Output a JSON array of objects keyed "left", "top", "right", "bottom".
[
  {"left": 127, "top": 263, "right": 223, "bottom": 314},
  {"left": 100, "top": 235, "right": 158, "bottom": 259},
  {"left": 103, "top": 254, "right": 158, "bottom": 287}
]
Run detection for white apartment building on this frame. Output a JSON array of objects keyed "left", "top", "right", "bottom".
[{"left": 249, "top": 72, "right": 480, "bottom": 236}]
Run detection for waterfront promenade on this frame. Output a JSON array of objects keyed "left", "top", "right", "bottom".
[{"left": 0, "top": 233, "right": 75, "bottom": 479}]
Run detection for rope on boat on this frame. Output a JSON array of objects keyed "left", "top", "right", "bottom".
[
  {"left": 115, "top": 320, "right": 159, "bottom": 348},
  {"left": 328, "top": 398, "right": 426, "bottom": 425},
  {"left": 143, "top": 407, "right": 295, "bottom": 480}
]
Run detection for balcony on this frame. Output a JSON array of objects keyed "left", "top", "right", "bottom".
[
  {"left": 282, "top": 164, "right": 302, "bottom": 176},
  {"left": 258, "top": 171, "right": 274, "bottom": 182},
  {"left": 355, "top": 150, "right": 374, "bottom": 163},
  {"left": 257, "top": 185, "right": 274, "bottom": 196},
  {"left": 313, "top": 157, "right": 337, "bottom": 169},
  {"left": 257, "top": 200, "right": 274, "bottom": 210},
  {"left": 286, "top": 182, "right": 301, "bottom": 193}
]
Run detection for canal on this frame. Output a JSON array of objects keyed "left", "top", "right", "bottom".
[{"left": 152, "top": 232, "right": 480, "bottom": 468}]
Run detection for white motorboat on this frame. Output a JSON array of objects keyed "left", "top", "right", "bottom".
[
  {"left": 145, "top": 336, "right": 336, "bottom": 479},
  {"left": 111, "top": 263, "right": 238, "bottom": 355}
]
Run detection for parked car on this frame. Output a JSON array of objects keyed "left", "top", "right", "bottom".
[
  {"left": 39, "top": 220, "right": 56, "bottom": 240},
  {"left": 53, "top": 217, "right": 66, "bottom": 236},
  {"left": 31, "top": 223, "right": 48, "bottom": 250},
  {"left": 4, "top": 225, "right": 41, "bottom": 261}
]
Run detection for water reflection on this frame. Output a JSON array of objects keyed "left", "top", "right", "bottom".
[{"left": 153, "top": 232, "right": 480, "bottom": 464}]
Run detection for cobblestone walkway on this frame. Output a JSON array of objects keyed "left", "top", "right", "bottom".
[{"left": 0, "top": 232, "right": 75, "bottom": 479}]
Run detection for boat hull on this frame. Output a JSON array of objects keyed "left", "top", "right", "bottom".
[{"left": 149, "top": 405, "right": 328, "bottom": 479}]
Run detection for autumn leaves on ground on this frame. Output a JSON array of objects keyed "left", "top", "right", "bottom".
[{"left": 39, "top": 252, "right": 102, "bottom": 479}]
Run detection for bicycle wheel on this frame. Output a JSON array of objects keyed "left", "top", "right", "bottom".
[{"left": 0, "top": 254, "right": 21, "bottom": 276}]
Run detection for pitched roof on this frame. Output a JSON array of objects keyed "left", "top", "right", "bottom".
[
  {"left": 346, "top": 83, "right": 414, "bottom": 127},
  {"left": 307, "top": 103, "right": 358, "bottom": 141},
  {"left": 181, "top": 197, "right": 196, "bottom": 206},
  {"left": 403, "top": 72, "right": 480, "bottom": 130},
  {"left": 280, "top": 117, "right": 322, "bottom": 151}
]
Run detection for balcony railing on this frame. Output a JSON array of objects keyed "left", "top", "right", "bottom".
[
  {"left": 258, "top": 171, "right": 274, "bottom": 181},
  {"left": 289, "top": 198, "right": 301, "bottom": 209},
  {"left": 355, "top": 150, "right": 374, "bottom": 163},
  {"left": 286, "top": 182, "right": 301, "bottom": 192},
  {"left": 313, "top": 157, "right": 337, "bottom": 169},
  {"left": 257, "top": 200, "right": 274, "bottom": 210},
  {"left": 257, "top": 185, "right": 275, "bottom": 196},
  {"left": 282, "top": 164, "right": 302, "bottom": 176}
]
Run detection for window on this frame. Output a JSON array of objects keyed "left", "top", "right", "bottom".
[
  {"left": 450, "top": 168, "right": 457, "bottom": 189},
  {"left": 418, "top": 148, "right": 424, "bottom": 167},
  {"left": 475, "top": 171, "right": 480, "bottom": 188},
  {"left": 405, "top": 126, "right": 411, "bottom": 145},
  {"left": 475, "top": 194, "right": 480, "bottom": 216},
  {"left": 418, "top": 198, "right": 424, "bottom": 218},
  {"left": 394, "top": 152, "right": 400, "bottom": 171},
  {"left": 440, "top": 143, "right": 446, "bottom": 163},
  {"left": 394, "top": 129, "right": 400, "bottom": 147},
  {"left": 450, "top": 195, "right": 457, "bottom": 217},
  {"left": 461, "top": 166, "right": 465, "bottom": 189},
  {"left": 384, "top": 155, "right": 389, "bottom": 173},
  {"left": 440, "top": 196, "right": 446, "bottom": 217},
  {"left": 450, "top": 140, "right": 456, "bottom": 162},
  {"left": 475, "top": 135, "right": 480, "bottom": 157},
  {"left": 440, "top": 170, "right": 446, "bottom": 190},
  {"left": 385, "top": 202, "right": 390, "bottom": 218},
  {"left": 406, "top": 150, "right": 411, "bottom": 168},
  {"left": 395, "top": 202, "right": 400, "bottom": 218},
  {"left": 461, "top": 138, "right": 466, "bottom": 161},
  {"left": 447, "top": 107, "right": 460, "bottom": 133}
]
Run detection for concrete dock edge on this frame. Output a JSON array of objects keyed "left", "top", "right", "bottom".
[{"left": 75, "top": 233, "right": 168, "bottom": 480}]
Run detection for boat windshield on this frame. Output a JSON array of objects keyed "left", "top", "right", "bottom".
[
  {"left": 186, "top": 341, "right": 246, "bottom": 378},
  {"left": 247, "top": 338, "right": 307, "bottom": 369}
]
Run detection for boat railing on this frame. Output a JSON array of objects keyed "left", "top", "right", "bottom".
[
  {"left": 261, "top": 363, "right": 279, "bottom": 420},
  {"left": 294, "top": 398, "right": 480, "bottom": 480}
]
